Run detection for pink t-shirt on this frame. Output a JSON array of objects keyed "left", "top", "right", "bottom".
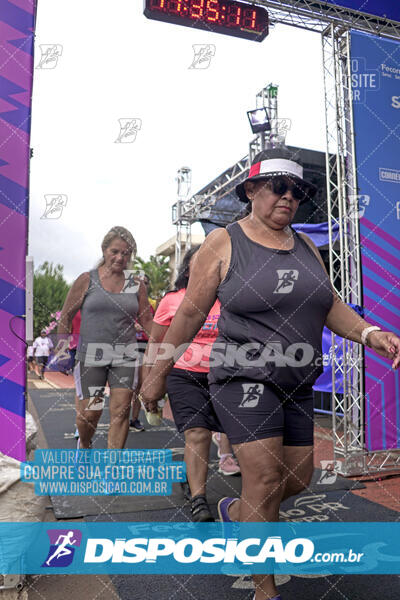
[{"left": 154, "top": 288, "right": 220, "bottom": 373}]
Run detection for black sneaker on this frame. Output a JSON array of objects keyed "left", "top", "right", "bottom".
[
  {"left": 130, "top": 419, "right": 145, "bottom": 432},
  {"left": 190, "top": 494, "right": 214, "bottom": 522}
]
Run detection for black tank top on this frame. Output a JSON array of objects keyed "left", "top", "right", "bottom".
[{"left": 208, "top": 221, "right": 334, "bottom": 387}]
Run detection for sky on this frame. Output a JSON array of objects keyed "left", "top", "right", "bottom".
[{"left": 29, "top": 0, "right": 326, "bottom": 283}]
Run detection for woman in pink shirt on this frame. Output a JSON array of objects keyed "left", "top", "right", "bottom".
[{"left": 148, "top": 246, "right": 239, "bottom": 522}]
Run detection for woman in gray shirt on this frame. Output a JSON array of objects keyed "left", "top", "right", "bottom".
[{"left": 58, "top": 226, "right": 153, "bottom": 450}]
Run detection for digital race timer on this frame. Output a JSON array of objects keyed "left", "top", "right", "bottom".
[{"left": 144, "top": 0, "right": 269, "bottom": 42}]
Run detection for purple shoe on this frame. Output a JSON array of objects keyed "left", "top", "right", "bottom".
[
  {"left": 253, "top": 595, "right": 282, "bottom": 600},
  {"left": 217, "top": 497, "right": 239, "bottom": 522},
  {"left": 218, "top": 498, "right": 252, "bottom": 577}
]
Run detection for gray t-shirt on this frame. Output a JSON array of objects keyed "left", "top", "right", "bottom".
[{"left": 76, "top": 269, "right": 139, "bottom": 365}]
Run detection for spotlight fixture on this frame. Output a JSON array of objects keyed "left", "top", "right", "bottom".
[{"left": 247, "top": 107, "right": 271, "bottom": 134}]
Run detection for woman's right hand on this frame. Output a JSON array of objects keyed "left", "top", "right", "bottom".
[{"left": 139, "top": 373, "right": 167, "bottom": 413}]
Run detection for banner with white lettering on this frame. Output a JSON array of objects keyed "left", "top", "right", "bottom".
[
  {"left": 1, "top": 521, "right": 400, "bottom": 574},
  {"left": 350, "top": 31, "right": 400, "bottom": 451}
]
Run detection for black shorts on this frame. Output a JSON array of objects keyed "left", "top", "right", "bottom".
[
  {"left": 209, "top": 379, "right": 314, "bottom": 446},
  {"left": 166, "top": 368, "right": 224, "bottom": 434},
  {"left": 36, "top": 356, "right": 48, "bottom": 366}
]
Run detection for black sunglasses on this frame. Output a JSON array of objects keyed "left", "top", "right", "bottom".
[{"left": 264, "top": 175, "right": 311, "bottom": 202}]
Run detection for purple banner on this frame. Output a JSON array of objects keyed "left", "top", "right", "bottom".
[
  {"left": 313, "top": 327, "right": 344, "bottom": 394},
  {"left": 313, "top": 305, "right": 364, "bottom": 396},
  {"left": 351, "top": 31, "right": 400, "bottom": 451},
  {"left": 0, "top": 0, "right": 36, "bottom": 460}
]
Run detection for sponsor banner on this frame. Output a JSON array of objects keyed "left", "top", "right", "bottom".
[
  {"left": 1, "top": 521, "right": 400, "bottom": 574},
  {"left": 316, "top": 1, "right": 400, "bottom": 23},
  {"left": 0, "top": 1, "right": 36, "bottom": 460},
  {"left": 350, "top": 31, "right": 400, "bottom": 451},
  {"left": 20, "top": 449, "right": 185, "bottom": 496},
  {"left": 313, "top": 305, "right": 364, "bottom": 394},
  {"left": 292, "top": 221, "right": 339, "bottom": 248},
  {"left": 313, "top": 327, "right": 344, "bottom": 393},
  {"left": 379, "top": 168, "right": 400, "bottom": 184}
]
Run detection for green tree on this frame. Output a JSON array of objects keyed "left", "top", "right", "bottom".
[
  {"left": 133, "top": 255, "right": 171, "bottom": 301},
  {"left": 33, "top": 262, "right": 70, "bottom": 338}
]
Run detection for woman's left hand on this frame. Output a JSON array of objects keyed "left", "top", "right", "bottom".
[
  {"left": 367, "top": 331, "right": 400, "bottom": 369},
  {"left": 139, "top": 373, "right": 167, "bottom": 413}
]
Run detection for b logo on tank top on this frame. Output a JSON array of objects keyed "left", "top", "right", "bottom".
[
  {"left": 239, "top": 383, "right": 264, "bottom": 408},
  {"left": 273, "top": 269, "right": 299, "bottom": 294}
]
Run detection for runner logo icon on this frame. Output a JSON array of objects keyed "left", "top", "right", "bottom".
[
  {"left": 317, "top": 461, "right": 339, "bottom": 485},
  {"left": 189, "top": 44, "right": 216, "bottom": 69},
  {"left": 115, "top": 118, "right": 142, "bottom": 143},
  {"left": 42, "top": 529, "right": 82, "bottom": 567},
  {"left": 274, "top": 270, "right": 299, "bottom": 294},
  {"left": 87, "top": 387, "right": 106, "bottom": 411},
  {"left": 239, "top": 383, "right": 264, "bottom": 408},
  {"left": 41, "top": 194, "right": 67, "bottom": 219},
  {"left": 122, "top": 270, "right": 142, "bottom": 293},
  {"left": 36, "top": 44, "right": 63, "bottom": 69}
]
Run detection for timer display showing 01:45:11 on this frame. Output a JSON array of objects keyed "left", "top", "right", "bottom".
[{"left": 146, "top": 0, "right": 269, "bottom": 40}]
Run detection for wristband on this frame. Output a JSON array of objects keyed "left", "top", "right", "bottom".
[{"left": 361, "top": 326, "right": 381, "bottom": 346}]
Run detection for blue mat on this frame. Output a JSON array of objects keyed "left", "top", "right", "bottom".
[{"left": 91, "top": 494, "right": 400, "bottom": 600}]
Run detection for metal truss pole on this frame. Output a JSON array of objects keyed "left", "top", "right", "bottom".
[
  {"left": 342, "top": 31, "right": 366, "bottom": 471},
  {"left": 249, "top": 83, "right": 279, "bottom": 161},
  {"left": 174, "top": 167, "right": 192, "bottom": 277},
  {"left": 252, "top": 0, "right": 400, "bottom": 40},
  {"left": 322, "top": 25, "right": 365, "bottom": 475}
]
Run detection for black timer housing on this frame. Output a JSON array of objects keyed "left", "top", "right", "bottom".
[{"left": 144, "top": 0, "right": 269, "bottom": 42}]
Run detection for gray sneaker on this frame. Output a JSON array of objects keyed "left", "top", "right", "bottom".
[{"left": 130, "top": 419, "right": 145, "bottom": 432}]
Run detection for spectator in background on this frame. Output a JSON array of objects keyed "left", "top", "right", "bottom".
[
  {"left": 33, "top": 329, "right": 54, "bottom": 379},
  {"left": 143, "top": 246, "right": 239, "bottom": 522},
  {"left": 143, "top": 274, "right": 157, "bottom": 311},
  {"left": 68, "top": 310, "right": 82, "bottom": 439},
  {"left": 69, "top": 310, "right": 81, "bottom": 365},
  {"left": 26, "top": 345, "right": 35, "bottom": 372},
  {"left": 60, "top": 311, "right": 82, "bottom": 380},
  {"left": 130, "top": 275, "right": 155, "bottom": 432}
]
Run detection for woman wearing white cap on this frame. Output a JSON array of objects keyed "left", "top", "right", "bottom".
[{"left": 140, "top": 147, "right": 400, "bottom": 600}]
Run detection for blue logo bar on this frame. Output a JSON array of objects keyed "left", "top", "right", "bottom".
[{"left": 1, "top": 522, "right": 400, "bottom": 574}]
